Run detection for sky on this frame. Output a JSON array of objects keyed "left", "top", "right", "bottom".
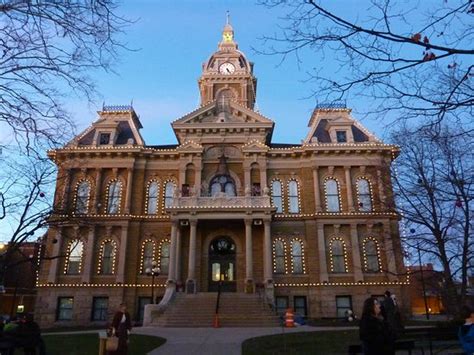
[{"left": 67, "top": 0, "right": 385, "bottom": 146}]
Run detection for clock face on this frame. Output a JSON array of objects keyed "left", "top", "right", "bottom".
[{"left": 219, "top": 62, "right": 235, "bottom": 75}]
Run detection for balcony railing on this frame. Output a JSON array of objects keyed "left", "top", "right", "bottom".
[{"left": 168, "top": 195, "right": 272, "bottom": 209}]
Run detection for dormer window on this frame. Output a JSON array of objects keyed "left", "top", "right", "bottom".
[
  {"left": 99, "top": 133, "right": 111, "bottom": 145},
  {"left": 336, "top": 131, "right": 347, "bottom": 143}
]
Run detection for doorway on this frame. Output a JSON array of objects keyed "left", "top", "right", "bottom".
[{"left": 208, "top": 237, "right": 236, "bottom": 292}]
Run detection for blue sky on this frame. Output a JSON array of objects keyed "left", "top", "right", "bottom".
[{"left": 69, "top": 0, "right": 385, "bottom": 145}]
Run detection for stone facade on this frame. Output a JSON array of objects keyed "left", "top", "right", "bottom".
[{"left": 35, "top": 22, "right": 409, "bottom": 328}]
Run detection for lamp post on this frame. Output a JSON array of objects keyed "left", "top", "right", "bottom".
[{"left": 145, "top": 261, "right": 160, "bottom": 304}]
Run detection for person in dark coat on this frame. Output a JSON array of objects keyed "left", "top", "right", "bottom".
[
  {"left": 381, "top": 291, "right": 404, "bottom": 340},
  {"left": 109, "top": 303, "right": 132, "bottom": 355},
  {"left": 17, "top": 313, "right": 43, "bottom": 355},
  {"left": 458, "top": 305, "right": 474, "bottom": 355},
  {"left": 359, "top": 297, "right": 395, "bottom": 355}
]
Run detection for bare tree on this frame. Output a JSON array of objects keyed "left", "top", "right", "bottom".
[
  {"left": 0, "top": 0, "right": 130, "bottom": 152},
  {"left": 391, "top": 124, "right": 473, "bottom": 315},
  {"left": 258, "top": 0, "right": 473, "bottom": 134}
]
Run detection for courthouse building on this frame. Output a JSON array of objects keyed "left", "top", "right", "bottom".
[{"left": 35, "top": 21, "right": 408, "bottom": 327}]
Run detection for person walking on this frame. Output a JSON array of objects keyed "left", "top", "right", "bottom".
[
  {"left": 459, "top": 305, "right": 474, "bottom": 355},
  {"left": 359, "top": 297, "right": 394, "bottom": 355},
  {"left": 109, "top": 303, "right": 132, "bottom": 355}
]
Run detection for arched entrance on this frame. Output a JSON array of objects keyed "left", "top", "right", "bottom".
[{"left": 208, "top": 237, "right": 236, "bottom": 292}]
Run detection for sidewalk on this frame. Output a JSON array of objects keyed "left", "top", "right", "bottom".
[{"left": 134, "top": 325, "right": 354, "bottom": 355}]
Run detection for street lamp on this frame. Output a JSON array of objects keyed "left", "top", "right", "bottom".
[{"left": 145, "top": 261, "right": 160, "bottom": 304}]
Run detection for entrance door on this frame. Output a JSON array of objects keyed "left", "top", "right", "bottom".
[{"left": 208, "top": 237, "right": 236, "bottom": 292}]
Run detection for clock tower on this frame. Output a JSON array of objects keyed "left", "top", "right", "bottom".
[{"left": 198, "top": 18, "right": 257, "bottom": 109}]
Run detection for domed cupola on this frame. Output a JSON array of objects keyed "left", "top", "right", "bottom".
[{"left": 198, "top": 15, "right": 257, "bottom": 109}]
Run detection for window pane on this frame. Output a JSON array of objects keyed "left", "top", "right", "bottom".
[
  {"left": 102, "top": 242, "right": 114, "bottom": 274},
  {"left": 336, "top": 131, "right": 347, "bottom": 143},
  {"left": 147, "top": 182, "right": 159, "bottom": 214},
  {"left": 326, "top": 180, "right": 340, "bottom": 212},
  {"left": 289, "top": 181, "right": 298, "bottom": 196},
  {"left": 67, "top": 240, "right": 83, "bottom": 274},
  {"left": 164, "top": 182, "right": 175, "bottom": 208},
  {"left": 75, "top": 181, "right": 90, "bottom": 214},
  {"left": 160, "top": 242, "right": 170, "bottom": 274},
  {"left": 143, "top": 242, "right": 154, "bottom": 272},
  {"left": 92, "top": 297, "right": 108, "bottom": 321},
  {"left": 357, "top": 180, "right": 372, "bottom": 211},
  {"left": 294, "top": 296, "right": 307, "bottom": 316},
  {"left": 336, "top": 296, "right": 352, "bottom": 318},
  {"left": 273, "top": 196, "right": 283, "bottom": 213},
  {"left": 276, "top": 296, "right": 289, "bottom": 316},
  {"left": 107, "top": 181, "right": 121, "bottom": 214},
  {"left": 57, "top": 297, "right": 73, "bottom": 320},
  {"left": 224, "top": 182, "right": 236, "bottom": 196},
  {"left": 275, "top": 256, "right": 285, "bottom": 273},
  {"left": 293, "top": 256, "right": 303, "bottom": 273},
  {"left": 212, "top": 263, "right": 221, "bottom": 281}
]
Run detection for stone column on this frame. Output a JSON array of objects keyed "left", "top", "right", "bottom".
[
  {"left": 345, "top": 166, "right": 355, "bottom": 212},
  {"left": 167, "top": 221, "right": 179, "bottom": 283},
  {"left": 194, "top": 162, "right": 202, "bottom": 197},
  {"left": 313, "top": 167, "right": 322, "bottom": 212},
  {"left": 61, "top": 169, "right": 72, "bottom": 212},
  {"left": 47, "top": 227, "right": 63, "bottom": 283},
  {"left": 92, "top": 169, "right": 103, "bottom": 214},
  {"left": 317, "top": 224, "right": 328, "bottom": 282},
  {"left": 377, "top": 168, "right": 386, "bottom": 208},
  {"left": 244, "top": 167, "right": 251, "bottom": 195},
  {"left": 350, "top": 224, "right": 364, "bottom": 282},
  {"left": 263, "top": 220, "right": 273, "bottom": 283},
  {"left": 124, "top": 168, "right": 133, "bottom": 214},
  {"left": 116, "top": 225, "right": 128, "bottom": 284},
  {"left": 383, "top": 222, "right": 398, "bottom": 281},
  {"left": 81, "top": 226, "right": 96, "bottom": 283},
  {"left": 245, "top": 219, "right": 253, "bottom": 283},
  {"left": 260, "top": 161, "right": 268, "bottom": 192},
  {"left": 175, "top": 227, "right": 182, "bottom": 283},
  {"left": 186, "top": 220, "right": 198, "bottom": 293}
]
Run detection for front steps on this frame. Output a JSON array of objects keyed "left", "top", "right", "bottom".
[{"left": 152, "top": 292, "right": 280, "bottom": 327}]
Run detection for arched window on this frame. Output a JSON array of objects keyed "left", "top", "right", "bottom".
[
  {"left": 147, "top": 181, "right": 159, "bottom": 214},
  {"left": 363, "top": 239, "right": 380, "bottom": 272},
  {"left": 330, "top": 238, "right": 347, "bottom": 273},
  {"left": 141, "top": 240, "right": 155, "bottom": 274},
  {"left": 291, "top": 239, "right": 304, "bottom": 274},
  {"left": 99, "top": 240, "right": 116, "bottom": 275},
  {"left": 357, "top": 179, "right": 372, "bottom": 212},
  {"left": 271, "top": 180, "right": 283, "bottom": 213},
  {"left": 288, "top": 180, "right": 300, "bottom": 213},
  {"left": 273, "top": 239, "right": 286, "bottom": 274},
  {"left": 107, "top": 180, "right": 122, "bottom": 214},
  {"left": 325, "top": 179, "right": 340, "bottom": 212},
  {"left": 164, "top": 181, "right": 175, "bottom": 209},
  {"left": 75, "top": 180, "right": 90, "bottom": 214},
  {"left": 159, "top": 240, "right": 170, "bottom": 274},
  {"left": 209, "top": 175, "right": 236, "bottom": 197},
  {"left": 65, "top": 240, "right": 84, "bottom": 274}
]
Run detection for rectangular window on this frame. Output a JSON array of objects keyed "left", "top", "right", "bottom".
[
  {"left": 336, "top": 295, "right": 352, "bottom": 318},
  {"left": 275, "top": 296, "right": 289, "bottom": 316},
  {"left": 294, "top": 296, "right": 307, "bottom": 316},
  {"left": 336, "top": 131, "right": 347, "bottom": 143},
  {"left": 56, "top": 297, "right": 74, "bottom": 321},
  {"left": 99, "top": 133, "right": 111, "bottom": 145},
  {"left": 91, "top": 297, "right": 108, "bottom": 321},
  {"left": 137, "top": 297, "right": 152, "bottom": 322}
]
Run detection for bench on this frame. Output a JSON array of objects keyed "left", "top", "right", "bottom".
[{"left": 348, "top": 340, "right": 415, "bottom": 355}]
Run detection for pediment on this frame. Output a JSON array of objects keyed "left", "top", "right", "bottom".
[
  {"left": 241, "top": 140, "right": 269, "bottom": 153},
  {"left": 172, "top": 100, "right": 274, "bottom": 126},
  {"left": 176, "top": 141, "right": 204, "bottom": 153}
]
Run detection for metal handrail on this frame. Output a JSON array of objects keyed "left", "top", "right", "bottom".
[{"left": 214, "top": 280, "right": 222, "bottom": 327}]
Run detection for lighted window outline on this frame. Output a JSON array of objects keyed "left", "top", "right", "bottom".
[
  {"left": 290, "top": 238, "right": 306, "bottom": 274},
  {"left": 162, "top": 180, "right": 176, "bottom": 212},
  {"left": 145, "top": 180, "right": 160, "bottom": 215},
  {"left": 329, "top": 237, "right": 348, "bottom": 273},
  {"left": 140, "top": 239, "right": 156, "bottom": 274},
  {"left": 74, "top": 179, "right": 91, "bottom": 214},
  {"left": 159, "top": 239, "right": 171, "bottom": 275},
  {"left": 287, "top": 179, "right": 300, "bottom": 214},
  {"left": 106, "top": 179, "right": 122, "bottom": 214},
  {"left": 273, "top": 238, "right": 287, "bottom": 274},
  {"left": 271, "top": 179, "right": 283, "bottom": 213},
  {"left": 97, "top": 239, "right": 117, "bottom": 275},
  {"left": 362, "top": 237, "right": 382, "bottom": 273},
  {"left": 64, "top": 239, "right": 84, "bottom": 275},
  {"left": 356, "top": 177, "right": 373, "bottom": 212},
  {"left": 324, "top": 178, "right": 341, "bottom": 212}
]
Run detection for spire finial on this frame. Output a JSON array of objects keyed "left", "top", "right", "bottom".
[{"left": 226, "top": 10, "right": 230, "bottom": 25}]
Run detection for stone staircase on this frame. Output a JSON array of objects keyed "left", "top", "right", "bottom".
[{"left": 152, "top": 292, "right": 280, "bottom": 327}]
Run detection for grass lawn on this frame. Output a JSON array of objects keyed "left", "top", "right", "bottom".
[
  {"left": 242, "top": 330, "right": 359, "bottom": 355},
  {"left": 39, "top": 333, "right": 166, "bottom": 355}
]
